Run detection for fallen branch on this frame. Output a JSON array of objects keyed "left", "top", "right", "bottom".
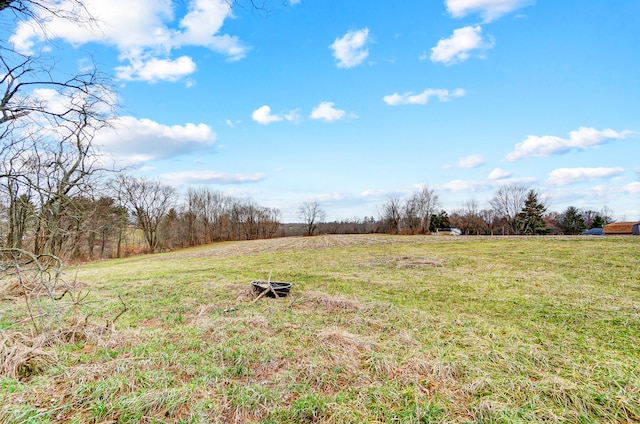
[
  {"left": 252, "top": 271, "right": 279, "bottom": 303},
  {"left": 105, "top": 294, "right": 128, "bottom": 331}
]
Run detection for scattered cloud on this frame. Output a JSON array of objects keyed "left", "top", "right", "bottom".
[
  {"left": 11, "top": 0, "right": 246, "bottom": 83},
  {"left": 430, "top": 26, "right": 494, "bottom": 65},
  {"left": 360, "top": 188, "right": 404, "bottom": 199},
  {"left": 310, "top": 102, "right": 355, "bottom": 122},
  {"left": 307, "top": 193, "right": 350, "bottom": 203},
  {"left": 251, "top": 105, "right": 300, "bottom": 125},
  {"left": 547, "top": 167, "right": 626, "bottom": 186},
  {"left": 505, "top": 127, "right": 635, "bottom": 161},
  {"left": 115, "top": 56, "right": 197, "bottom": 82},
  {"left": 442, "top": 179, "right": 490, "bottom": 192},
  {"left": 283, "top": 110, "right": 302, "bottom": 123},
  {"left": 251, "top": 105, "right": 283, "bottom": 125},
  {"left": 383, "top": 88, "right": 465, "bottom": 106},
  {"left": 488, "top": 168, "right": 511, "bottom": 180},
  {"left": 445, "top": 0, "right": 534, "bottom": 22},
  {"left": 31, "top": 87, "right": 116, "bottom": 116},
  {"left": 159, "top": 170, "right": 267, "bottom": 185},
  {"left": 624, "top": 182, "right": 640, "bottom": 194},
  {"left": 444, "top": 154, "right": 485, "bottom": 169},
  {"left": 95, "top": 116, "right": 216, "bottom": 167},
  {"left": 442, "top": 175, "right": 536, "bottom": 193},
  {"left": 330, "top": 28, "right": 371, "bottom": 68}
]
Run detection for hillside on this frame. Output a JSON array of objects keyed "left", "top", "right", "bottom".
[{"left": 1, "top": 235, "right": 639, "bottom": 422}]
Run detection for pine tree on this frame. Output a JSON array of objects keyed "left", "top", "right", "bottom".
[
  {"left": 515, "top": 190, "right": 547, "bottom": 235},
  {"left": 559, "top": 206, "right": 587, "bottom": 235},
  {"left": 591, "top": 215, "right": 605, "bottom": 229}
]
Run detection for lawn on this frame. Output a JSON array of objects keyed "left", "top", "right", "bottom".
[{"left": 1, "top": 235, "right": 639, "bottom": 423}]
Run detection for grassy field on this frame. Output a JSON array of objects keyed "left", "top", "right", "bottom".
[{"left": 1, "top": 235, "right": 639, "bottom": 423}]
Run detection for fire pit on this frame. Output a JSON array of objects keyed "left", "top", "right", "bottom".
[{"left": 251, "top": 281, "right": 292, "bottom": 298}]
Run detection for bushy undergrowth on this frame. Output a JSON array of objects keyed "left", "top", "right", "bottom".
[{"left": 0, "top": 235, "right": 638, "bottom": 423}]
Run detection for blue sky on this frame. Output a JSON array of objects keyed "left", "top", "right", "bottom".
[{"left": 8, "top": 0, "right": 640, "bottom": 221}]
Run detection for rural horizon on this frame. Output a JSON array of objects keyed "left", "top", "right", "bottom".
[
  {"left": 1, "top": 0, "right": 637, "bottom": 223},
  {"left": 1, "top": 1, "right": 639, "bottom": 423}
]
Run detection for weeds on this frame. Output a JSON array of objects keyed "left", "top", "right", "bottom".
[
  {"left": 0, "top": 248, "right": 127, "bottom": 381},
  {"left": 1, "top": 235, "right": 639, "bottom": 422}
]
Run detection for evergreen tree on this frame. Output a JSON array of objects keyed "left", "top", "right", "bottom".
[
  {"left": 515, "top": 190, "right": 547, "bottom": 235},
  {"left": 429, "top": 210, "right": 450, "bottom": 232},
  {"left": 559, "top": 206, "right": 587, "bottom": 235},
  {"left": 591, "top": 215, "right": 605, "bottom": 229}
]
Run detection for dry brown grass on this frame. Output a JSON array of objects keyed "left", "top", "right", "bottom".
[
  {"left": 0, "top": 332, "right": 56, "bottom": 380},
  {"left": 1, "top": 235, "right": 638, "bottom": 423}
]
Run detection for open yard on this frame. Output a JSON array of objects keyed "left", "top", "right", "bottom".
[{"left": 1, "top": 235, "right": 639, "bottom": 423}]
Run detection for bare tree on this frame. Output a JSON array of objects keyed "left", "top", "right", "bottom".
[
  {"left": 452, "top": 199, "right": 483, "bottom": 235},
  {"left": 0, "top": 1, "right": 115, "bottom": 258},
  {"left": 186, "top": 187, "right": 233, "bottom": 244},
  {"left": 402, "top": 196, "right": 421, "bottom": 234},
  {"left": 599, "top": 206, "right": 615, "bottom": 225},
  {"left": 413, "top": 184, "right": 440, "bottom": 234},
  {"left": 379, "top": 197, "right": 402, "bottom": 234},
  {"left": 0, "top": 82, "right": 114, "bottom": 256},
  {"left": 0, "top": 1, "right": 91, "bottom": 24},
  {"left": 256, "top": 206, "right": 280, "bottom": 239},
  {"left": 479, "top": 208, "right": 499, "bottom": 235},
  {"left": 490, "top": 184, "right": 530, "bottom": 235},
  {"left": 114, "top": 176, "right": 176, "bottom": 254},
  {"left": 298, "top": 200, "right": 327, "bottom": 236}
]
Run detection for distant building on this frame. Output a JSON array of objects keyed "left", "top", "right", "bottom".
[
  {"left": 603, "top": 222, "right": 640, "bottom": 236},
  {"left": 436, "top": 227, "right": 462, "bottom": 236}
]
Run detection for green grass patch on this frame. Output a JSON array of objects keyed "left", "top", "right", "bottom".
[{"left": 1, "top": 235, "right": 638, "bottom": 422}]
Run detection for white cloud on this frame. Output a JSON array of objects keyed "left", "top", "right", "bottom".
[
  {"left": 30, "top": 86, "right": 116, "bottom": 116},
  {"left": 488, "top": 168, "right": 511, "bottom": 180},
  {"left": 383, "top": 88, "right": 465, "bottom": 106},
  {"left": 310, "top": 102, "right": 354, "bottom": 122},
  {"left": 160, "top": 170, "right": 267, "bottom": 185},
  {"left": 442, "top": 179, "right": 490, "bottom": 192},
  {"left": 624, "top": 182, "right": 640, "bottom": 194},
  {"left": 457, "top": 154, "right": 485, "bottom": 168},
  {"left": 430, "top": 26, "right": 493, "bottom": 65},
  {"left": 289, "top": 0, "right": 301, "bottom": 4},
  {"left": 95, "top": 116, "right": 216, "bottom": 167},
  {"left": 251, "top": 105, "right": 300, "bottom": 125},
  {"left": 283, "top": 110, "right": 302, "bottom": 123},
  {"left": 442, "top": 175, "right": 536, "bottom": 193},
  {"left": 445, "top": 0, "right": 533, "bottom": 22},
  {"left": 225, "top": 119, "right": 240, "bottom": 128},
  {"left": 251, "top": 105, "right": 283, "bottom": 125},
  {"left": 360, "top": 188, "right": 404, "bottom": 199},
  {"left": 115, "top": 56, "right": 197, "bottom": 82},
  {"left": 330, "top": 28, "right": 371, "bottom": 68},
  {"left": 444, "top": 154, "right": 484, "bottom": 169},
  {"left": 10, "top": 0, "right": 246, "bottom": 83},
  {"left": 505, "top": 127, "right": 635, "bottom": 161},
  {"left": 547, "top": 167, "right": 626, "bottom": 186}
]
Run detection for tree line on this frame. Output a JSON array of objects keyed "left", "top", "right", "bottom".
[
  {"left": 0, "top": 178, "right": 282, "bottom": 260},
  {"left": 1, "top": 170, "right": 616, "bottom": 261},
  {"left": 369, "top": 183, "right": 614, "bottom": 237}
]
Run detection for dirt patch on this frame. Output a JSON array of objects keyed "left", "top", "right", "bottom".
[
  {"left": 397, "top": 260, "right": 442, "bottom": 268},
  {"left": 159, "top": 234, "right": 450, "bottom": 261},
  {"left": 291, "top": 291, "right": 361, "bottom": 311},
  {"left": 139, "top": 317, "right": 163, "bottom": 328}
]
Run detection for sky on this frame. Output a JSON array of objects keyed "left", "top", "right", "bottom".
[{"left": 6, "top": 0, "right": 640, "bottom": 222}]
